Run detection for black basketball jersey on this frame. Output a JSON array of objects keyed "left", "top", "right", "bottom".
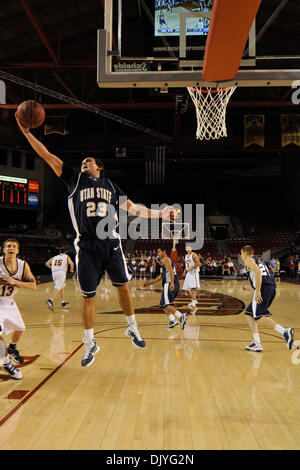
[
  {"left": 247, "top": 257, "right": 276, "bottom": 290},
  {"left": 60, "top": 164, "right": 126, "bottom": 240},
  {"left": 160, "top": 257, "right": 179, "bottom": 285}
]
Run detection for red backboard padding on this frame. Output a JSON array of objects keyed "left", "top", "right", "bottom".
[{"left": 203, "top": 0, "right": 261, "bottom": 82}]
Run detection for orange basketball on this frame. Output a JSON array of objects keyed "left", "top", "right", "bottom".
[{"left": 16, "top": 100, "right": 45, "bottom": 128}]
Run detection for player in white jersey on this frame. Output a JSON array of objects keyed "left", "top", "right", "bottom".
[
  {"left": 45, "top": 250, "right": 74, "bottom": 311},
  {"left": 182, "top": 245, "right": 201, "bottom": 310},
  {"left": 0, "top": 239, "right": 36, "bottom": 379}
]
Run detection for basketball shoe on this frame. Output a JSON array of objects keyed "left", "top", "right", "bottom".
[
  {"left": 81, "top": 339, "right": 100, "bottom": 367},
  {"left": 166, "top": 319, "right": 179, "bottom": 328},
  {"left": 179, "top": 313, "right": 188, "bottom": 330},
  {"left": 7, "top": 344, "right": 24, "bottom": 363},
  {"left": 125, "top": 324, "right": 146, "bottom": 349},
  {"left": 283, "top": 328, "right": 294, "bottom": 350},
  {"left": 62, "top": 301, "right": 69, "bottom": 308},
  {"left": 2, "top": 361, "right": 22, "bottom": 379},
  {"left": 245, "top": 342, "right": 263, "bottom": 352},
  {"left": 46, "top": 299, "right": 54, "bottom": 311}
]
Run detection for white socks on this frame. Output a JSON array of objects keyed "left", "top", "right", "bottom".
[
  {"left": 126, "top": 315, "right": 136, "bottom": 326},
  {"left": 169, "top": 314, "right": 176, "bottom": 321},
  {"left": 84, "top": 328, "right": 94, "bottom": 343},
  {"left": 274, "top": 324, "right": 285, "bottom": 335},
  {"left": 253, "top": 324, "right": 285, "bottom": 345},
  {"left": 253, "top": 333, "right": 261, "bottom": 344},
  {"left": 175, "top": 310, "right": 182, "bottom": 319}
]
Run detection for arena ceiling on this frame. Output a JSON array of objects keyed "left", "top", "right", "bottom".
[{"left": 0, "top": 0, "right": 299, "bottom": 157}]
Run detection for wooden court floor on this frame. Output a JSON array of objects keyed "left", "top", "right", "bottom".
[{"left": 0, "top": 277, "right": 300, "bottom": 450}]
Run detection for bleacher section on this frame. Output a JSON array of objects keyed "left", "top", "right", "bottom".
[{"left": 226, "top": 218, "right": 296, "bottom": 257}]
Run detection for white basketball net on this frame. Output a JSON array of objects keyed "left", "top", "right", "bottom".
[{"left": 187, "top": 86, "right": 237, "bottom": 140}]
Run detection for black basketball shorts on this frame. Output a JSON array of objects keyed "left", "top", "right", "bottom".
[
  {"left": 75, "top": 237, "right": 131, "bottom": 298},
  {"left": 160, "top": 281, "right": 180, "bottom": 308},
  {"left": 245, "top": 284, "right": 276, "bottom": 321}
]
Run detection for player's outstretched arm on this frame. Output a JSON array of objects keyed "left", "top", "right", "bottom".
[
  {"left": 15, "top": 113, "right": 63, "bottom": 177},
  {"left": 121, "top": 199, "right": 179, "bottom": 221}
]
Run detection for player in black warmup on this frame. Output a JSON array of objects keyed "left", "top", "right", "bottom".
[{"left": 16, "top": 114, "right": 177, "bottom": 368}]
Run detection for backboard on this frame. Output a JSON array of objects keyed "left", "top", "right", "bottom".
[{"left": 97, "top": 0, "right": 300, "bottom": 89}]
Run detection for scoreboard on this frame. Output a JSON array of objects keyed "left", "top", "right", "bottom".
[{"left": 0, "top": 175, "right": 40, "bottom": 207}]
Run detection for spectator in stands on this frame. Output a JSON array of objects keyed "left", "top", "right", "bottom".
[
  {"left": 150, "top": 260, "right": 156, "bottom": 279},
  {"left": 268, "top": 257, "right": 277, "bottom": 274},
  {"left": 288, "top": 256, "right": 295, "bottom": 278},
  {"left": 222, "top": 258, "right": 231, "bottom": 277},
  {"left": 205, "top": 255, "right": 213, "bottom": 275},
  {"left": 215, "top": 259, "right": 222, "bottom": 276},
  {"left": 131, "top": 257, "right": 137, "bottom": 278},
  {"left": 211, "top": 259, "right": 217, "bottom": 275},
  {"left": 197, "top": 253, "right": 204, "bottom": 274},
  {"left": 200, "top": 254, "right": 206, "bottom": 276},
  {"left": 227, "top": 258, "right": 237, "bottom": 276},
  {"left": 139, "top": 257, "right": 147, "bottom": 280},
  {"left": 294, "top": 254, "right": 300, "bottom": 268}
]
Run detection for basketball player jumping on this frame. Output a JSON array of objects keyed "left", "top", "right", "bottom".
[
  {"left": 241, "top": 245, "right": 294, "bottom": 352},
  {"left": 45, "top": 250, "right": 74, "bottom": 311},
  {"left": 0, "top": 239, "right": 36, "bottom": 379},
  {"left": 144, "top": 247, "right": 187, "bottom": 329},
  {"left": 16, "top": 114, "right": 178, "bottom": 368},
  {"left": 183, "top": 245, "right": 201, "bottom": 310}
]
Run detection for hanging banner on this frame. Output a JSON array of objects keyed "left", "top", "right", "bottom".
[
  {"left": 244, "top": 114, "right": 265, "bottom": 148},
  {"left": 281, "top": 115, "right": 300, "bottom": 147},
  {"left": 44, "top": 116, "right": 66, "bottom": 135}
]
